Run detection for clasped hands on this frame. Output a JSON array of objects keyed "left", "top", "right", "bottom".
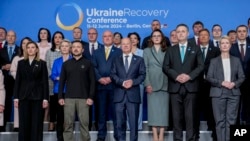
[
  {"left": 98, "top": 77, "right": 112, "bottom": 85},
  {"left": 176, "top": 73, "right": 191, "bottom": 83},
  {"left": 123, "top": 79, "right": 133, "bottom": 89},
  {"left": 221, "top": 81, "right": 235, "bottom": 89}
]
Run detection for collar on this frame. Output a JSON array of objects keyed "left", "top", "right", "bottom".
[
  {"left": 237, "top": 40, "right": 247, "bottom": 45},
  {"left": 179, "top": 41, "right": 188, "bottom": 47},
  {"left": 200, "top": 44, "right": 209, "bottom": 48},
  {"left": 123, "top": 53, "right": 133, "bottom": 58}
]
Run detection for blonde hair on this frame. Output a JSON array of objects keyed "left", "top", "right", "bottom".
[
  {"left": 24, "top": 41, "right": 40, "bottom": 61},
  {"left": 59, "top": 39, "right": 72, "bottom": 49},
  {"left": 219, "top": 36, "right": 231, "bottom": 45}
]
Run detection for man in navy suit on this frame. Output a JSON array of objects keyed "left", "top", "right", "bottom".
[
  {"left": 110, "top": 38, "right": 146, "bottom": 141},
  {"left": 0, "top": 30, "right": 19, "bottom": 131},
  {"left": 92, "top": 30, "right": 122, "bottom": 141},
  {"left": 230, "top": 25, "right": 250, "bottom": 125}
]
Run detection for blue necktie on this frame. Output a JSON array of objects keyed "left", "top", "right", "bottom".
[
  {"left": 8, "top": 47, "right": 13, "bottom": 60},
  {"left": 180, "top": 46, "right": 185, "bottom": 63},
  {"left": 125, "top": 55, "right": 129, "bottom": 72}
]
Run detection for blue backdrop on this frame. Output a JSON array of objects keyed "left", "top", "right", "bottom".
[{"left": 0, "top": 0, "right": 249, "bottom": 44}]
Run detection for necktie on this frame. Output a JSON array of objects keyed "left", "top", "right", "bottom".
[
  {"left": 240, "top": 44, "right": 245, "bottom": 60},
  {"left": 105, "top": 47, "right": 110, "bottom": 60},
  {"left": 125, "top": 55, "right": 129, "bottom": 72},
  {"left": 0, "top": 42, "right": 2, "bottom": 49},
  {"left": 216, "top": 41, "right": 219, "bottom": 47},
  {"left": 180, "top": 46, "right": 185, "bottom": 63},
  {"left": 197, "top": 38, "right": 200, "bottom": 46},
  {"left": 91, "top": 43, "right": 95, "bottom": 55},
  {"left": 8, "top": 47, "right": 13, "bottom": 60},
  {"left": 201, "top": 47, "right": 206, "bottom": 61}
]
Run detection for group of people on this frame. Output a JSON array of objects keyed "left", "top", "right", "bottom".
[{"left": 0, "top": 18, "right": 250, "bottom": 141}]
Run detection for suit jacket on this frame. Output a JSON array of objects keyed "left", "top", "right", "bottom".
[
  {"left": 92, "top": 45, "right": 122, "bottom": 90},
  {"left": 0, "top": 70, "right": 5, "bottom": 126},
  {"left": 188, "top": 37, "right": 197, "bottom": 46},
  {"left": 201, "top": 44, "right": 221, "bottom": 77},
  {"left": 0, "top": 45, "right": 19, "bottom": 76},
  {"left": 83, "top": 42, "right": 103, "bottom": 60},
  {"left": 206, "top": 56, "right": 245, "bottom": 97},
  {"left": 13, "top": 59, "right": 49, "bottom": 101},
  {"left": 163, "top": 42, "right": 204, "bottom": 93},
  {"left": 143, "top": 47, "right": 168, "bottom": 91},
  {"left": 230, "top": 42, "right": 250, "bottom": 79},
  {"left": 110, "top": 54, "right": 146, "bottom": 103}
]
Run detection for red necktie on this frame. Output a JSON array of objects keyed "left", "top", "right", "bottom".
[
  {"left": 197, "top": 38, "right": 200, "bottom": 46},
  {"left": 0, "top": 42, "right": 2, "bottom": 49}
]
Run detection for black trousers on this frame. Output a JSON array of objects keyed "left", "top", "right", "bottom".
[
  {"left": 170, "top": 90, "right": 197, "bottom": 141},
  {"left": 49, "top": 94, "right": 64, "bottom": 141},
  {"left": 18, "top": 100, "right": 44, "bottom": 141}
]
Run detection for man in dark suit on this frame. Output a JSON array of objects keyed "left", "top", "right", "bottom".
[
  {"left": 0, "top": 30, "right": 19, "bottom": 131},
  {"left": 110, "top": 38, "right": 146, "bottom": 141},
  {"left": 211, "top": 24, "right": 223, "bottom": 47},
  {"left": 0, "top": 27, "right": 7, "bottom": 50},
  {"left": 84, "top": 27, "right": 102, "bottom": 131},
  {"left": 141, "top": 19, "right": 170, "bottom": 49},
  {"left": 230, "top": 25, "right": 250, "bottom": 125},
  {"left": 163, "top": 24, "right": 204, "bottom": 141},
  {"left": 196, "top": 29, "right": 220, "bottom": 141},
  {"left": 188, "top": 21, "right": 204, "bottom": 46},
  {"left": 92, "top": 30, "right": 122, "bottom": 141}
]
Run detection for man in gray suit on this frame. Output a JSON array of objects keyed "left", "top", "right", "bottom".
[{"left": 163, "top": 23, "right": 204, "bottom": 141}]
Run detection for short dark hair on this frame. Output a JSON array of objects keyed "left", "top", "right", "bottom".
[
  {"left": 227, "top": 30, "right": 236, "bottom": 36},
  {"left": 192, "top": 21, "right": 204, "bottom": 28},
  {"left": 236, "top": 25, "right": 248, "bottom": 32},
  {"left": 0, "top": 27, "right": 7, "bottom": 34},
  {"left": 199, "top": 28, "right": 210, "bottom": 36},
  {"left": 114, "top": 32, "right": 123, "bottom": 39},
  {"left": 248, "top": 17, "right": 250, "bottom": 25},
  {"left": 176, "top": 23, "right": 189, "bottom": 31},
  {"left": 71, "top": 40, "right": 83, "bottom": 48},
  {"left": 212, "top": 24, "right": 222, "bottom": 32}
]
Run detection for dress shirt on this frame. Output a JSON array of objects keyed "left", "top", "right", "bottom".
[
  {"left": 179, "top": 42, "right": 188, "bottom": 55},
  {"left": 200, "top": 44, "right": 208, "bottom": 59}
]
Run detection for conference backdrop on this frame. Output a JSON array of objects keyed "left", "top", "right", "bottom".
[{"left": 0, "top": 0, "right": 249, "bottom": 44}]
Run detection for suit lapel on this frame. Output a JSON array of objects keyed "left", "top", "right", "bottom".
[
  {"left": 106, "top": 46, "right": 115, "bottom": 61},
  {"left": 127, "top": 55, "right": 136, "bottom": 74},
  {"left": 175, "top": 45, "right": 183, "bottom": 64},
  {"left": 218, "top": 56, "right": 225, "bottom": 81},
  {"left": 118, "top": 55, "right": 126, "bottom": 74},
  {"left": 151, "top": 47, "right": 161, "bottom": 66},
  {"left": 183, "top": 44, "right": 191, "bottom": 64}
]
